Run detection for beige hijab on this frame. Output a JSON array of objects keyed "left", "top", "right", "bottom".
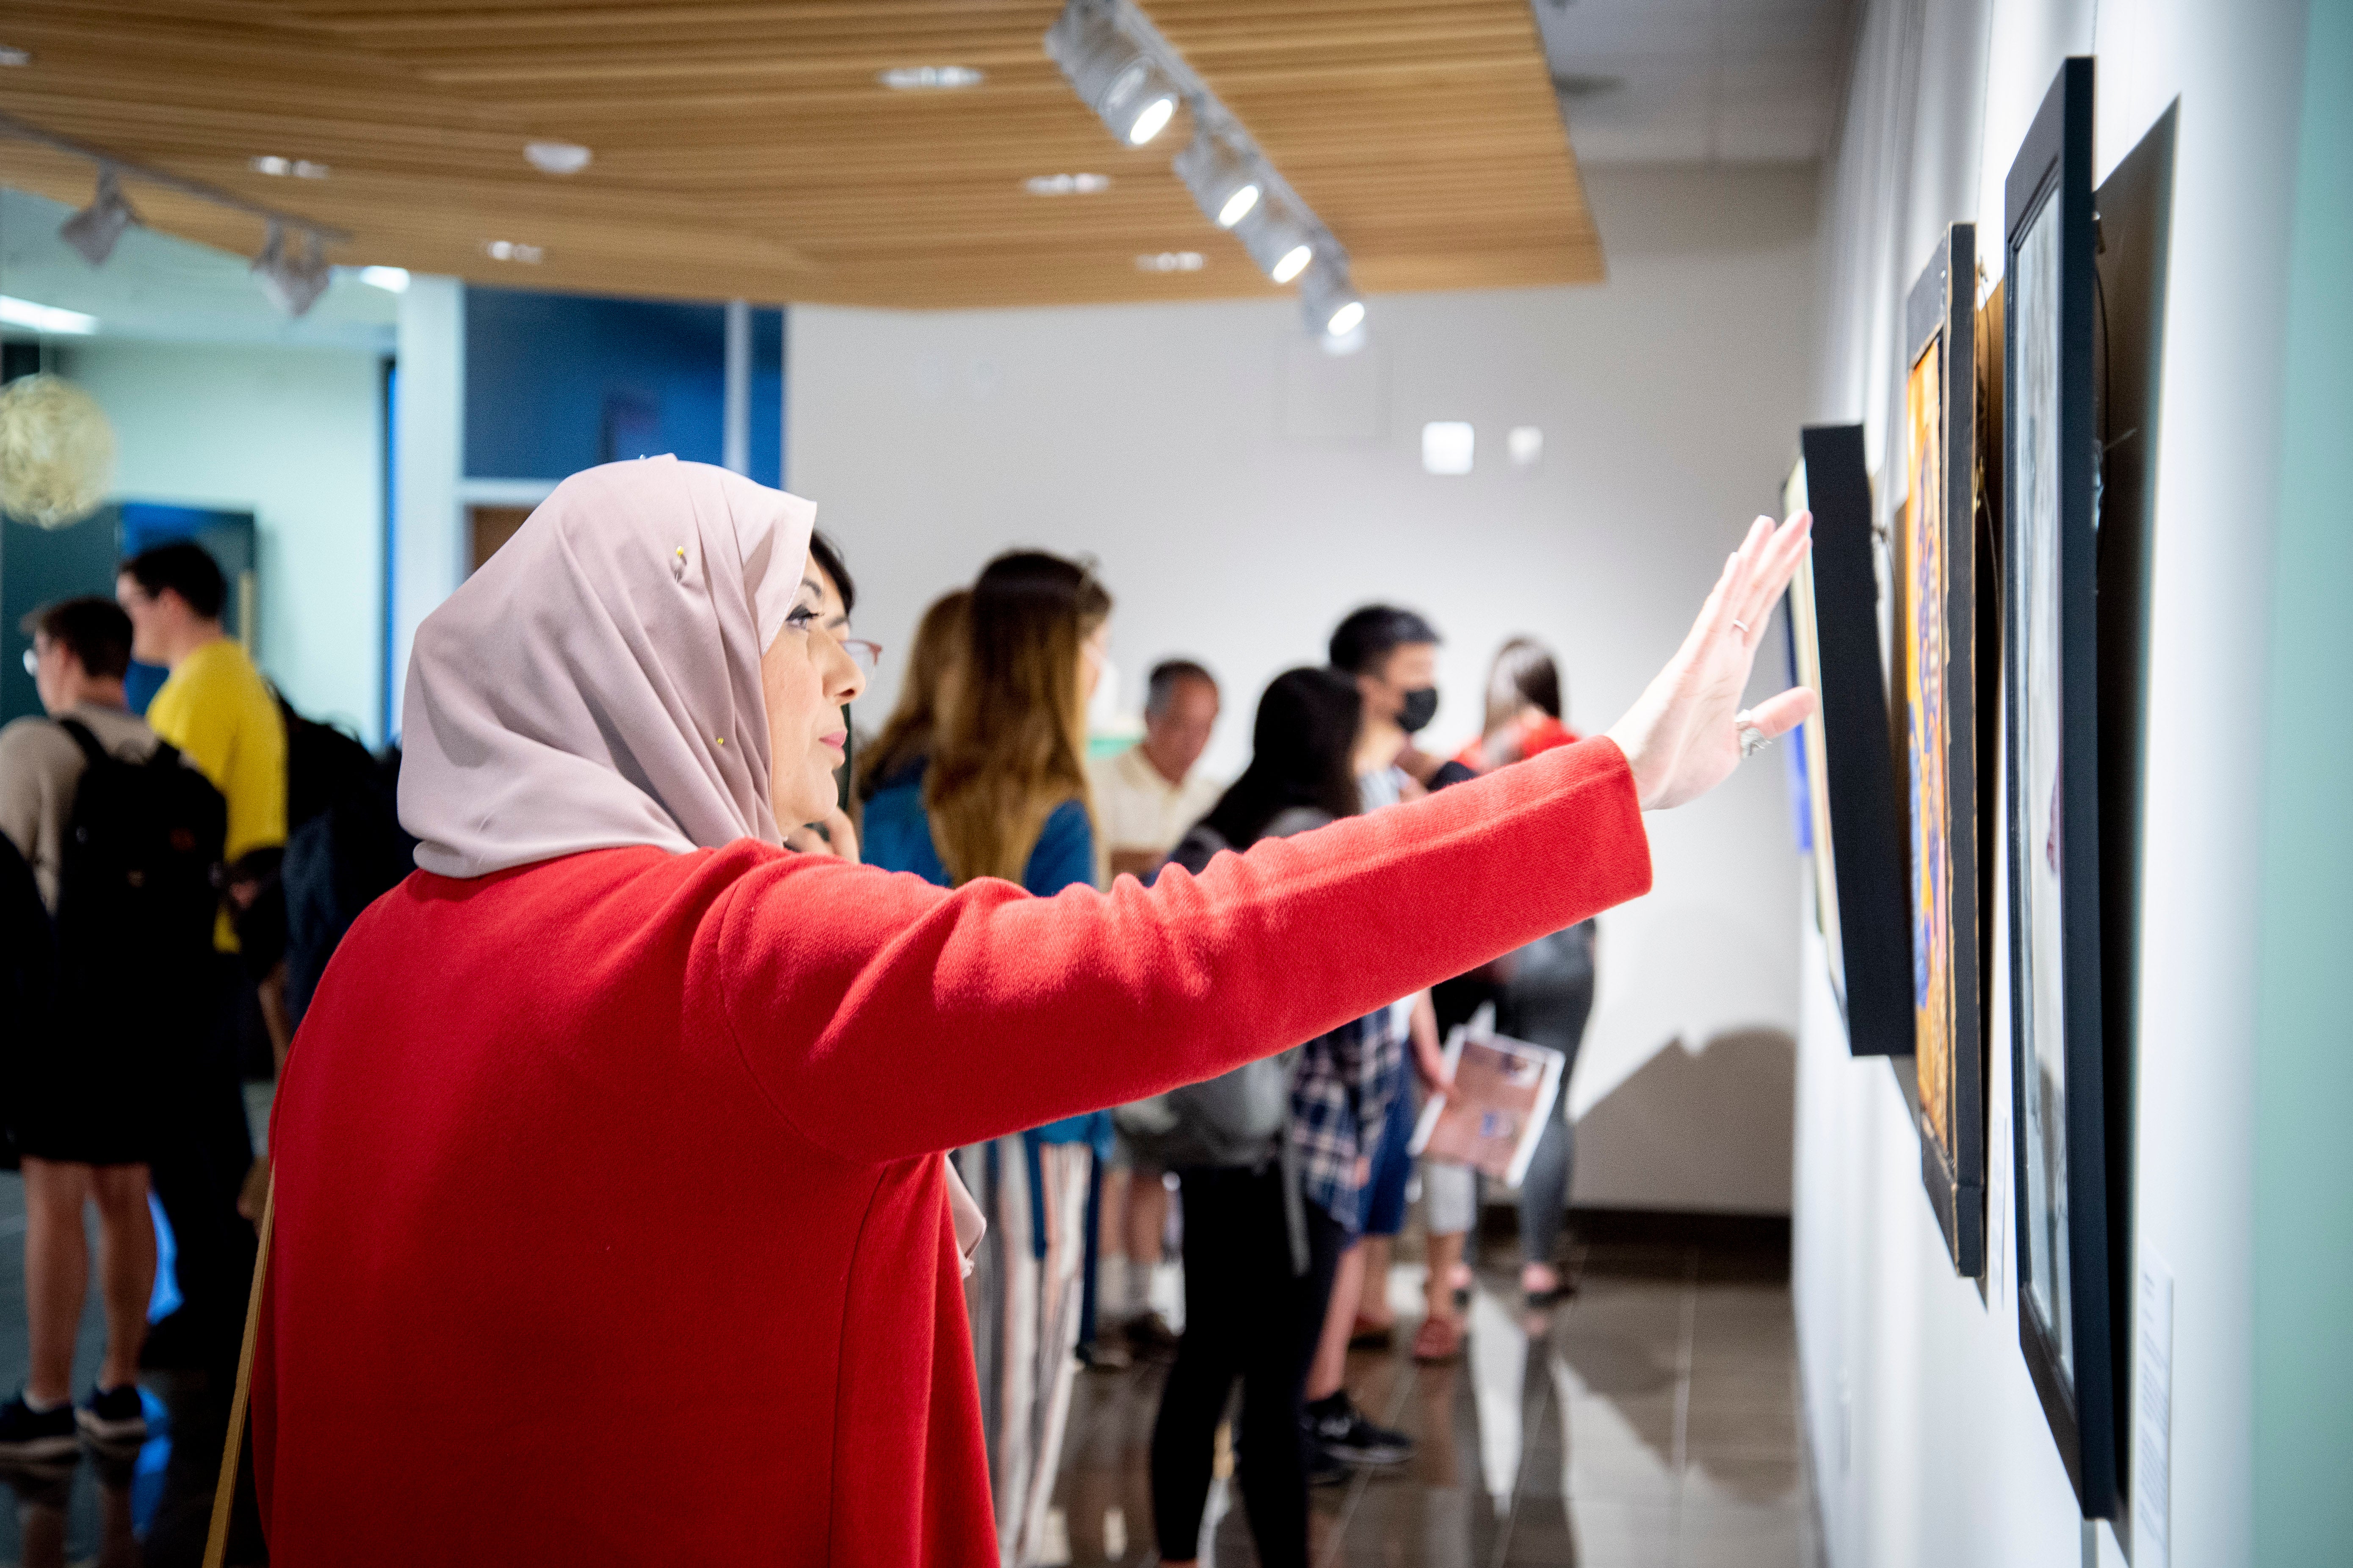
[
  {"left": 395, "top": 457, "right": 989, "bottom": 1259},
  {"left": 398, "top": 455, "right": 814, "bottom": 879}
]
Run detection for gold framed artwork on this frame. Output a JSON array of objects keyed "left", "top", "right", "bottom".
[{"left": 1902, "top": 223, "right": 1988, "bottom": 1278}]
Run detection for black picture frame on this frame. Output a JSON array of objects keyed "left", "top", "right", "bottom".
[
  {"left": 1785, "top": 424, "right": 1911, "bottom": 1057},
  {"left": 2003, "top": 55, "right": 2116, "bottom": 1519},
  {"left": 1900, "top": 225, "right": 1986, "bottom": 1277}
]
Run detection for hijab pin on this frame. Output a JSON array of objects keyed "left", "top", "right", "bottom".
[
  {"left": 672, "top": 545, "right": 688, "bottom": 582},
  {"left": 714, "top": 735, "right": 727, "bottom": 747}
]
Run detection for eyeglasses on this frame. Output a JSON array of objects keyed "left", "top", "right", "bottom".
[{"left": 841, "top": 638, "right": 883, "bottom": 674}]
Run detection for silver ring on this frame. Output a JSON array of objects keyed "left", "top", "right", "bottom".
[
  {"left": 1736, "top": 709, "right": 1769, "bottom": 759},
  {"left": 1731, "top": 618, "right": 1750, "bottom": 636}
]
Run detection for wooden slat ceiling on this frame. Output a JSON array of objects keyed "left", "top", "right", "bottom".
[{"left": 0, "top": 0, "right": 1603, "bottom": 310}]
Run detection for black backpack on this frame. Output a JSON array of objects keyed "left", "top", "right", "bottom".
[
  {"left": 283, "top": 743, "right": 416, "bottom": 1023},
  {"left": 54, "top": 719, "right": 227, "bottom": 993},
  {"left": 280, "top": 696, "right": 380, "bottom": 836}
]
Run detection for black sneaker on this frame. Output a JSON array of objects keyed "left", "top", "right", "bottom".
[
  {"left": 1308, "top": 1444, "right": 1356, "bottom": 1487},
  {"left": 1305, "top": 1394, "right": 1414, "bottom": 1466},
  {"left": 0, "top": 1394, "right": 80, "bottom": 1461},
  {"left": 76, "top": 1385, "right": 147, "bottom": 1446}
]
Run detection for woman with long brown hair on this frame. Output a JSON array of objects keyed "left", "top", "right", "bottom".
[{"left": 860, "top": 548, "right": 1114, "bottom": 1562}]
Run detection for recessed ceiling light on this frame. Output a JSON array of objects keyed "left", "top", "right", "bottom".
[
  {"left": 1135, "top": 251, "right": 1204, "bottom": 273},
  {"left": 0, "top": 45, "right": 31, "bottom": 67},
  {"left": 483, "top": 240, "right": 545, "bottom": 264},
  {"left": 524, "top": 140, "right": 592, "bottom": 176},
  {"left": 880, "top": 65, "right": 984, "bottom": 90},
  {"left": 1269, "top": 243, "right": 1313, "bottom": 284},
  {"left": 1026, "top": 173, "right": 1112, "bottom": 196},
  {"left": 357, "top": 265, "right": 411, "bottom": 293},
  {"left": 250, "top": 155, "right": 329, "bottom": 179},
  {"left": 1508, "top": 426, "right": 1543, "bottom": 467},
  {"left": 0, "top": 295, "right": 98, "bottom": 334},
  {"left": 1422, "top": 422, "right": 1475, "bottom": 476}
]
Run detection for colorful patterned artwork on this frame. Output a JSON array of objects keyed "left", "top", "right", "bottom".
[
  {"left": 1899, "top": 222, "right": 1984, "bottom": 1276},
  {"left": 1906, "top": 340, "right": 1954, "bottom": 1155}
]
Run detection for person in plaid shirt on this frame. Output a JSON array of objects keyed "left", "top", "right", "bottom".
[
  {"left": 1288, "top": 1005, "right": 1401, "bottom": 1234},
  {"left": 1149, "top": 667, "right": 1410, "bottom": 1568}
]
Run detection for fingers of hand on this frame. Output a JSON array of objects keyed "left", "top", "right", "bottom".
[
  {"left": 1710, "top": 517, "right": 1775, "bottom": 641},
  {"left": 1679, "top": 551, "right": 1743, "bottom": 662},
  {"left": 1746, "top": 685, "right": 1817, "bottom": 738},
  {"left": 1736, "top": 511, "right": 1814, "bottom": 630}
]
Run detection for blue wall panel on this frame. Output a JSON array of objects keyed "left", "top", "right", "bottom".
[{"left": 464, "top": 288, "right": 784, "bottom": 487}]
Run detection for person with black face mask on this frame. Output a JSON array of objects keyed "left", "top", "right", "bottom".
[
  {"left": 1288, "top": 607, "right": 1472, "bottom": 1468},
  {"left": 1330, "top": 605, "right": 1465, "bottom": 804}
]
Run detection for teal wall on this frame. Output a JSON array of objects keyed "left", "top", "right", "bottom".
[{"left": 2253, "top": 0, "right": 2353, "bottom": 1556}]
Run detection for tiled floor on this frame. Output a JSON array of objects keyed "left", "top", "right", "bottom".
[{"left": 1048, "top": 1239, "right": 1825, "bottom": 1568}]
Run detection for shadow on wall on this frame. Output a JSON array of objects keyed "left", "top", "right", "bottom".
[{"left": 1573, "top": 1027, "right": 1796, "bottom": 1214}]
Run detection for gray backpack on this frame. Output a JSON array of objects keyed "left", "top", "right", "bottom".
[{"left": 1110, "top": 812, "right": 1324, "bottom": 1169}]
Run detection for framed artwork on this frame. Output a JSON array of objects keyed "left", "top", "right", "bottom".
[
  {"left": 1784, "top": 425, "right": 1911, "bottom": 1057},
  {"left": 2004, "top": 55, "right": 2117, "bottom": 1520},
  {"left": 1902, "top": 225, "right": 1986, "bottom": 1277}
]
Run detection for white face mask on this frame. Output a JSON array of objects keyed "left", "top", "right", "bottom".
[{"left": 1087, "top": 654, "right": 1122, "bottom": 734}]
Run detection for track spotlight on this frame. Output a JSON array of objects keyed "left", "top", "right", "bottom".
[
  {"left": 1172, "top": 130, "right": 1264, "bottom": 230},
  {"left": 1298, "top": 257, "right": 1366, "bottom": 341},
  {"left": 1045, "top": 0, "right": 1181, "bottom": 147},
  {"left": 60, "top": 168, "right": 138, "bottom": 266},
  {"left": 1235, "top": 198, "right": 1319, "bottom": 284},
  {"left": 252, "top": 221, "right": 330, "bottom": 317}
]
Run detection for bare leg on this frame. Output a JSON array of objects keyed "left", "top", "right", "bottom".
[
  {"left": 1423, "top": 1229, "right": 1465, "bottom": 1324},
  {"left": 1096, "top": 1165, "right": 1130, "bottom": 1319},
  {"left": 89, "top": 1165, "right": 155, "bottom": 1390},
  {"left": 21, "top": 1158, "right": 92, "bottom": 1406},
  {"left": 1305, "top": 1242, "right": 1364, "bottom": 1402},
  {"left": 1126, "top": 1169, "right": 1167, "bottom": 1268},
  {"left": 1355, "top": 1234, "right": 1396, "bottom": 1329}
]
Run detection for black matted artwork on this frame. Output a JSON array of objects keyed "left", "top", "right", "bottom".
[
  {"left": 1900, "top": 225, "right": 1987, "bottom": 1277},
  {"left": 1784, "top": 424, "right": 1911, "bottom": 1057},
  {"left": 2003, "top": 54, "right": 2116, "bottom": 1519}
]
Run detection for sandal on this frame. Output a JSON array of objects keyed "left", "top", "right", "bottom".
[
  {"left": 1521, "top": 1263, "right": 1571, "bottom": 1308},
  {"left": 1412, "top": 1313, "right": 1465, "bottom": 1363}
]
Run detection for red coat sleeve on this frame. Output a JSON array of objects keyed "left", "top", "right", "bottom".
[{"left": 709, "top": 736, "right": 1651, "bottom": 1165}]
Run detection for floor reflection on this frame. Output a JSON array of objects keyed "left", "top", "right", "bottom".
[{"left": 1051, "top": 1234, "right": 1822, "bottom": 1567}]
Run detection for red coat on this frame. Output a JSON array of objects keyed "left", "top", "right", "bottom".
[{"left": 254, "top": 737, "right": 1650, "bottom": 1564}]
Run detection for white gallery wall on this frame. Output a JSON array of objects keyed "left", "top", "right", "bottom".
[
  {"left": 63, "top": 339, "right": 387, "bottom": 743},
  {"left": 1793, "top": 1, "right": 2317, "bottom": 1565},
  {"left": 792, "top": 163, "right": 1819, "bottom": 1215}
]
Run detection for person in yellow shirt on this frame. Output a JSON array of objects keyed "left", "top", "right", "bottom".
[{"left": 117, "top": 540, "right": 283, "bottom": 1371}]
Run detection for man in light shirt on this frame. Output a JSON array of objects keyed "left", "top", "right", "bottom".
[
  {"left": 1088, "top": 659, "right": 1220, "bottom": 1359},
  {"left": 1091, "top": 659, "right": 1222, "bottom": 882}
]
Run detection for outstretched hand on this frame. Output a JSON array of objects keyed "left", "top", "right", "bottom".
[{"left": 1604, "top": 512, "right": 1816, "bottom": 811}]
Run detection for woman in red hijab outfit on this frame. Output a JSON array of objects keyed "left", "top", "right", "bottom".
[{"left": 253, "top": 455, "right": 1811, "bottom": 1564}]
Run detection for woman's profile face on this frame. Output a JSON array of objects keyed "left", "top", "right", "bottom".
[{"left": 762, "top": 554, "right": 865, "bottom": 828}]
